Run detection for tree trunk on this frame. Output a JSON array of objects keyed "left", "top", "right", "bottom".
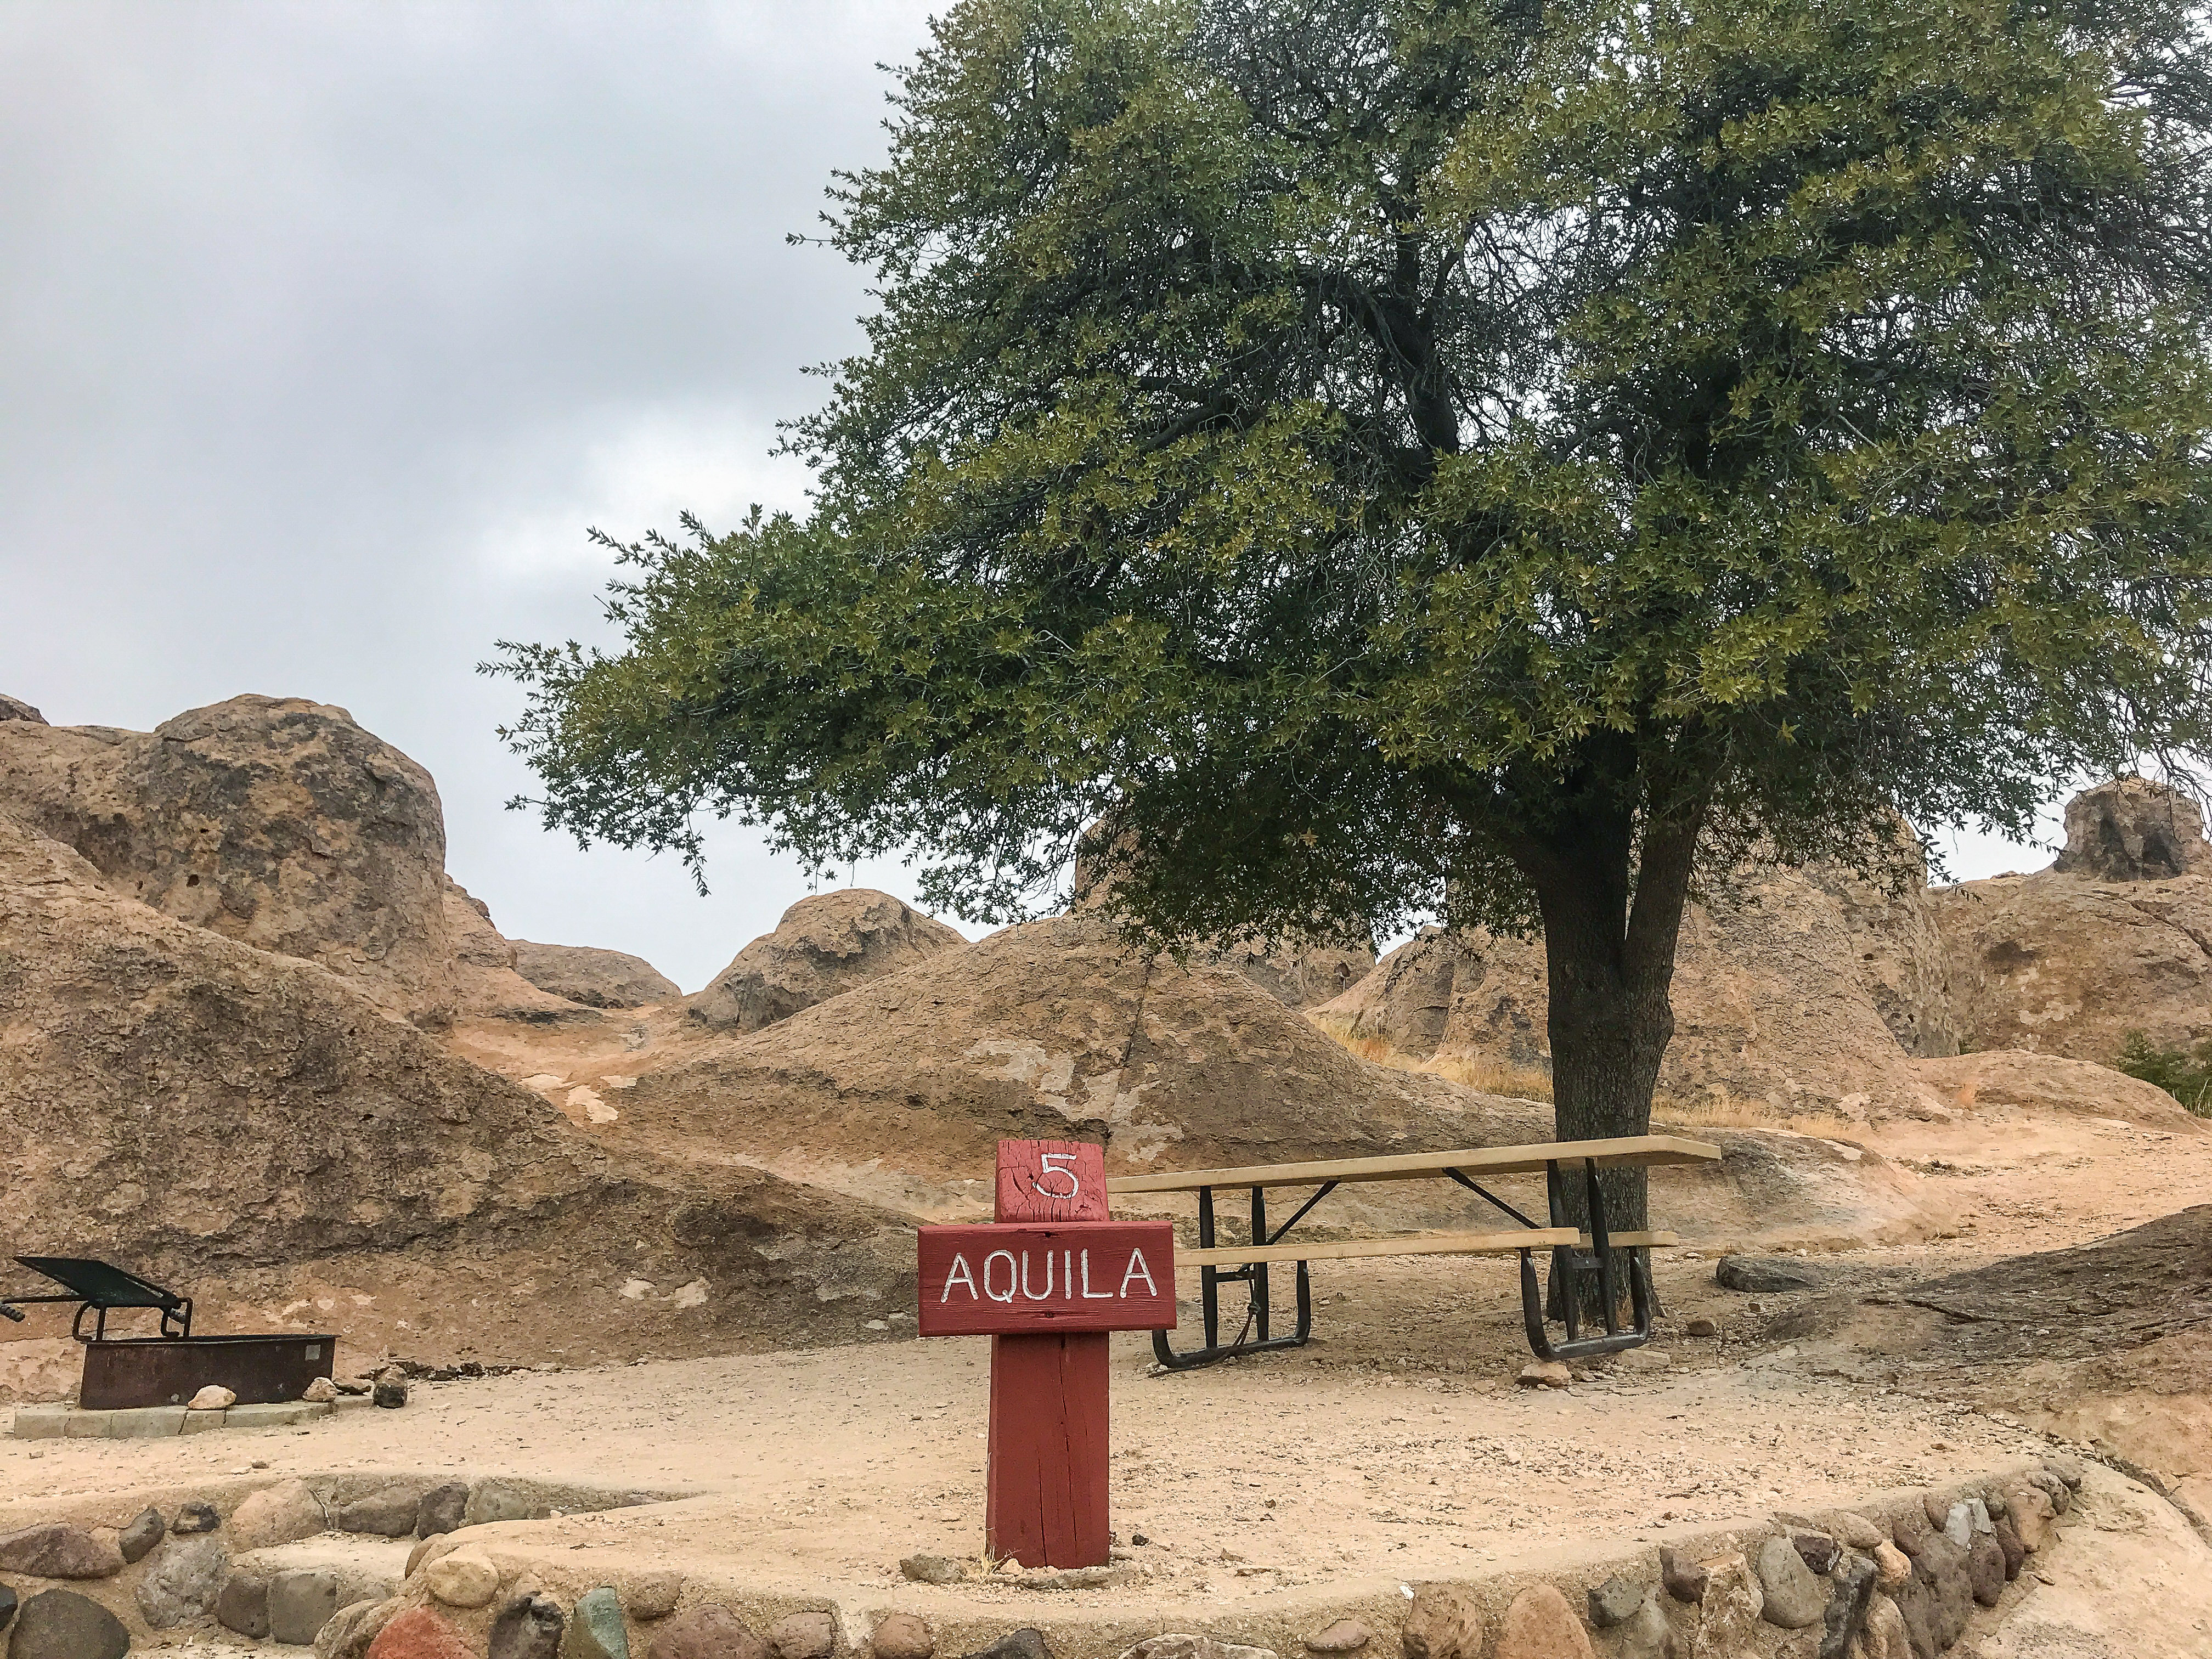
[{"left": 1519, "top": 788, "right": 1702, "bottom": 1323}]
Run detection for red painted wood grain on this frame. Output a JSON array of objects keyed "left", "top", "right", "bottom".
[
  {"left": 995, "top": 1138, "right": 1108, "bottom": 1222},
  {"left": 986, "top": 1329, "right": 1110, "bottom": 1567}
]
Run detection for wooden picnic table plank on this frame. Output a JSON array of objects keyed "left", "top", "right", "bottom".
[
  {"left": 1182, "top": 1228, "right": 1578, "bottom": 1268},
  {"left": 1104, "top": 1133, "right": 1722, "bottom": 1195}
]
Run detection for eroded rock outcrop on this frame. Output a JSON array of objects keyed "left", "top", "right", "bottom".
[
  {"left": 1317, "top": 857, "right": 1949, "bottom": 1120},
  {"left": 686, "top": 889, "right": 966, "bottom": 1032},
  {"left": 512, "top": 940, "right": 680, "bottom": 1008},
  {"left": 614, "top": 912, "right": 1944, "bottom": 1246},
  {"left": 1932, "top": 779, "right": 2212, "bottom": 1063},
  {"left": 0, "top": 811, "right": 915, "bottom": 1370},
  {"left": 2055, "top": 776, "right": 2210, "bottom": 882},
  {"left": 0, "top": 693, "right": 44, "bottom": 723}
]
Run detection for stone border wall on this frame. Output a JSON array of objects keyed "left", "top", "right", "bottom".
[{"left": 0, "top": 1455, "right": 2103, "bottom": 1658}]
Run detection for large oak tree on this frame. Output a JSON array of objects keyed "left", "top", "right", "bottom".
[{"left": 494, "top": 0, "right": 2212, "bottom": 1238}]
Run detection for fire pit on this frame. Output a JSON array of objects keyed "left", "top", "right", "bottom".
[{"left": 1, "top": 1256, "right": 337, "bottom": 1410}]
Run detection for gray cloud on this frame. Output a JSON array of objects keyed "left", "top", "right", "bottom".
[
  {"left": 0, "top": 1, "right": 2055, "bottom": 991},
  {"left": 1, "top": 1, "right": 944, "bottom": 990}
]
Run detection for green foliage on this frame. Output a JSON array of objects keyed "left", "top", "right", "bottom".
[
  {"left": 491, "top": 0, "right": 2212, "bottom": 968},
  {"left": 2116, "top": 1030, "right": 2212, "bottom": 1116}
]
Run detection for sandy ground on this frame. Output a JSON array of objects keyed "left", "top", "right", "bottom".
[
  {"left": 8, "top": 1098, "right": 2210, "bottom": 1652},
  {"left": 0, "top": 1275, "right": 2087, "bottom": 1594}
]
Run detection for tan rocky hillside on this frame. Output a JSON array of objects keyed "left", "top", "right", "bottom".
[
  {"left": 574, "top": 912, "right": 1948, "bottom": 1250},
  {"left": 1319, "top": 781, "right": 2211, "bottom": 1121},
  {"left": 0, "top": 811, "right": 915, "bottom": 1386},
  {"left": 1316, "top": 859, "right": 1949, "bottom": 1120},
  {"left": 0, "top": 696, "right": 578, "bottom": 1026},
  {"left": 686, "top": 888, "right": 966, "bottom": 1031},
  {"left": 0, "top": 687, "right": 1993, "bottom": 1390},
  {"left": 512, "top": 939, "right": 681, "bottom": 1008},
  {"left": 1931, "top": 779, "right": 2212, "bottom": 1062}
]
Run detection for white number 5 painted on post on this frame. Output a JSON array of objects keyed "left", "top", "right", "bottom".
[{"left": 1034, "top": 1150, "right": 1081, "bottom": 1199}]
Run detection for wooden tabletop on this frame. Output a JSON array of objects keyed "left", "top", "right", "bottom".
[{"left": 1103, "top": 1133, "right": 1723, "bottom": 1195}]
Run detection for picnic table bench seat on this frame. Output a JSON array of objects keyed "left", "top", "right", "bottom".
[{"left": 1104, "top": 1134, "right": 1719, "bottom": 1369}]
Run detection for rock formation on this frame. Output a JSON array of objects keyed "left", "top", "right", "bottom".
[
  {"left": 0, "top": 696, "right": 575, "bottom": 1025},
  {"left": 1910, "top": 1049, "right": 2203, "bottom": 1129},
  {"left": 512, "top": 940, "right": 680, "bottom": 1008},
  {"left": 1317, "top": 856, "right": 1951, "bottom": 1120},
  {"left": 1192, "top": 936, "right": 1377, "bottom": 1009},
  {"left": 686, "top": 889, "right": 966, "bottom": 1031},
  {"left": 615, "top": 912, "right": 1945, "bottom": 1247},
  {"left": 0, "top": 693, "right": 43, "bottom": 723},
  {"left": 1932, "top": 778, "right": 2212, "bottom": 1063},
  {"left": 0, "top": 810, "right": 915, "bottom": 1368},
  {"left": 2054, "top": 775, "right": 2210, "bottom": 882}
]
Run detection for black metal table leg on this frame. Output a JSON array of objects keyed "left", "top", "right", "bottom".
[
  {"left": 1150, "top": 1181, "right": 1323, "bottom": 1370},
  {"left": 1519, "top": 1157, "right": 1656, "bottom": 1361}
]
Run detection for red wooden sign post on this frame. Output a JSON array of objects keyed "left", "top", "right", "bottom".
[{"left": 916, "top": 1139, "right": 1175, "bottom": 1567}]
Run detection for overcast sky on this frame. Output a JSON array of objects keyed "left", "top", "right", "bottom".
[{"left": 0, "top": 2, "right": 2059, "bottom": 992}]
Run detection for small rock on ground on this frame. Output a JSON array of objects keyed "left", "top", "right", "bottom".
[
  {"left": 117, "top": 1505, "right": 166, "bottom": 1562},
  {"left": 772, "top": 1610, "right": 838, "bottom": 1659},
  {"left": 319, "top": 1597, "right": 400, "bottom": 1659},
  {"left": 1588, "top": 1575, "right": 1644, "bottom": 1628},
  {"left": 1695, "top": 1554, "right": 1764, "bottom": 1653},
  {"left": 1402, "top": 1584, "right": 1485, "bottom": 1659},
  {"left": 1831, "top": 1514, "right": 1884, "bottom": 1550},
  {"left": 1716, "top": 1255, "right": 1825, "bottom": 1293},
  {"left": 1820, "top": 1553, "right": 1877, "bottom": 1659},
  {"left": 1992, "top": 1516, "right": 2026, "bottom": 1579},
  {"left": 2007, "top": 1485, "right": 2056, "bottom": 1550},
  {"left": 1493, "top": 1584, "right": 1593, "bottom": 1659},
  {"left": 135, "top": 1533, "right": 229, "bottom": 1627},
  {"left": 373, "top": 1374, "right": 410, "bottom": 1409},
  {"left": 338, "top": 1489, "right": 422, "bottom": 1538},
  {"left": 489, "top": 1593, "right": 565, "bottom": 1659},
  {"left": 1659, "top": 1547, "right": 1708, "bottom": 1604},
  {"left": 1302, "top": 1621, "right": 1369, "bottom": 1653},
  {"left": 305, "top": 1375, "right": 342, "bottom": 1402},
  {"left": 1683, "top": 1318, "right": 1717, "bottom": 1338},
  {"left": 648, "top": 1606, "right": 771, "bottom": 1659},
  {"left": 274, "top": 1570, "right": 346, "bottom": 1646},
  {"left": 426, "top": 1546, "right": 500, "bottom": 1609},
  {"left": 872, "top": 1613, "right": 935, "bottom": 1659},
  {"left": 216, "top": 1571, "right": 271, "bottom": 1639},
  {"left": 365, "top": 1604, "right": 476, "bottom": 1658},
  {"left": 415, "top": 1482, "right": 469, "bottom": 1538},
  {"left": 1872, "top": 1541, "right": 1911, "bottom": 1587},
  {"left": 8, "top": 1588, "right": 130, "bottom": 1659},
  {"left": 570, "top": 1587, "right": 632, "bottom": 1659},
  {"left": 1610, "top": 1597, "right": 1674, "bottom": 1659},
  {"left": 1861, "top": 1594, "right": 1911, "bottom": 1659},
  {"left": 188, "top": 1385, "right": 237, "bottom": 1410},
  {"left": 901, "top": 1554, "right": 968, "bottom": 1585},
  {"left": 0, "top": 1523, "right": 125, "bottom": 1579},
  {"left": 172, "top": 1501, "right": 221, "bottom": 1534},
  {"left": 1515, "top": 1360, "right": 1571, "bottom": 1389},
  {"left": 629, "top": 1572, "right": 684, "bottom": 1621},
  {"left": 1967, "top": 1537, "right": 2006, "bottom": 1606},
  {"left": 231, "top": 1480, "right": 327, "bottom": 1551}
]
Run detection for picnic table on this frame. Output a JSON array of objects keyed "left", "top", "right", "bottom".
[{"left": 1105, "top": 1134, "right": 1721, "bottom": 1369}]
